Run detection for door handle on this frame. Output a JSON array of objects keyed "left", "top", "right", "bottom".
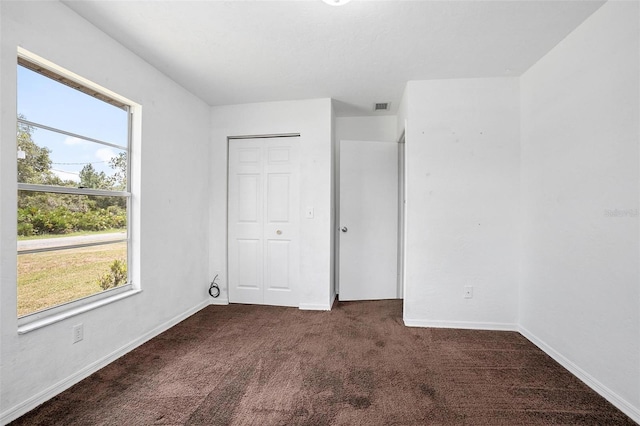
[
  {"left": 341, "top": 226, "right": 348, "bottom": 233},
  {"left": 276, "top": 230, "right": 282, "bottom": 235}
]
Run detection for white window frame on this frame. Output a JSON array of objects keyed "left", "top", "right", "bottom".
[{"left": 16, "top": 48, "right": 141, "bottom": 333}]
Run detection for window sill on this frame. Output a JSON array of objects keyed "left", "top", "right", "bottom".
[{"left": 17, "top": 289, "right": 141, "bottom": 334}]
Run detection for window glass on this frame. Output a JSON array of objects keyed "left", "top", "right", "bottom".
[
  {"left": 18, "top": 241, "right": 127, "bottom": 317},
  {"left": 17, "top": 123, "right": 127, "bottom": 189},
  {"left": 17, "top": 57, "right": 131, "bottom": 319},
  {"left": 18, "top": 191, "right": 127, "bottom": 239},
  {"left": 17, "top": 65, "right": 128, "bottom": 146}
]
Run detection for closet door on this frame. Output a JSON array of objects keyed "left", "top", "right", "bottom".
[{"left": 228, "top": 138, "right": 299, "bottom": 307}]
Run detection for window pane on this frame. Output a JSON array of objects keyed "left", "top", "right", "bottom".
[
  {"left": 16, "top": 56, "right": 132, "bottom": 320},
  {"left": 17, "top": 65, "right": 128, "bottom": 146},
  {"left": 17, "top": 123, "right": 127, "bottom": 190},
  {"left": 18, "top": 191, "right": 127, "bottom": 237},
  {"left": 17, "top": 242, "right": 127, "bottom": 317},
  {"left": 17, "top": 191, "right": 128, "bottom": 317}
]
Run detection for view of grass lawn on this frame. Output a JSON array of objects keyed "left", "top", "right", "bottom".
[
  {"left": 17, "top": 228, "right": 126, "bottom": 241},
  {"left": 17, "top": 242, "right": 127, "bottom": 317}
]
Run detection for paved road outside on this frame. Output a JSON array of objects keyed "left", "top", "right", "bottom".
[{"left": 18, "top": 232, "right": 127, "bottom": 252}]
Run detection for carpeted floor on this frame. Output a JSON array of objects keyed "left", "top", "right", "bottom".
[{"left": 12, "top": 300, "right": 636, "bottom": 425}]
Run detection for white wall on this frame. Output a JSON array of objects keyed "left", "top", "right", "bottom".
[
  {"left": 208, "top": 99, "right": 334, "bottom": 310},
  {"left": 520, "top": 0, "right": 640, "bottom": 420},
  {"left": 402, "top": 77, "right": 521, "bottom": 329},
  {"left": 0, "top": 2, "right": 211, "bottom": 423},
  {"left": 335, "top": 116, "right": 397, "bottom": 143}
]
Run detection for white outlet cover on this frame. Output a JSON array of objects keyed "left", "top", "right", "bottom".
[
  {"left": 72, "top": 324, "right": 84, "bottom": 343},
  {"left": 464, "top": 286, "right": 473, "bottom": 299}
]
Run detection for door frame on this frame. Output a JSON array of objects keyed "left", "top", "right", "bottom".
[
  {"left": 226, "top": 133, "right": 301, "bottom": 306},
  {"left": 397, "top": 130, "right": 406, "bottom": 299}
]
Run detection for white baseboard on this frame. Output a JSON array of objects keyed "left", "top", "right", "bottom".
[
  {"left": 404, "top": 317, "right": 518, "bottom": 331},
  {"left": 210, "top": 300, "right": 329, "bottom": 310},
  {"left": 404, "top": 318, "right": 639, "bottom": 422},
  {"left": 209, "top": 297, "right": 229, "bottom": 305},
  {"left": 0, "top": 300, "right": 209, "bottom": 426},
  {"left": 299, "top": 303, "right": 332, "bottom": 311},
  {"left": 519, "top": 325, "right": 640, "bottom": 424}
]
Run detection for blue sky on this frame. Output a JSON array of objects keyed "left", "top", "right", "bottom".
[{"left": 17, "top": 65, "right": 128, "bottom": 183}]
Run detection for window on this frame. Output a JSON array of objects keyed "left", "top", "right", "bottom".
[{"left": 17, "top": 53, "right": 134, "bottom": 321}]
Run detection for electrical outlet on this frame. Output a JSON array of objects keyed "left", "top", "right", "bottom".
[
  {"left": 72, "top": 323, "right": 84, "bottom": 344},
  {"left": 464, "top": 286, "right": 473, "bottom": 299}
]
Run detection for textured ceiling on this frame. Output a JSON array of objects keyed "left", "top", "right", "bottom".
[{"left": 63, "top": 0, "right": 605, "bottom": 116}]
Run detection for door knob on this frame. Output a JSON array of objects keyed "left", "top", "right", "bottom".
[
  {"left": 341, "top": 226, "right": 348, "bottom": 233},
  {"left": 276, "top": 230, "right": 282, "bottom": 235}
]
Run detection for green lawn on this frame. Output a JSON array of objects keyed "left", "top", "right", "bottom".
[
  {"left": 17, "top": 228, "right": 126, "bottom": 241},
  {"left": 17, "top": 242, "right": 127, "bottom": 317}
]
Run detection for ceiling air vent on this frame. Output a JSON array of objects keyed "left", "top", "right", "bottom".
[{"left": 374, "top": 102, "right": 390, "bottom": 112}]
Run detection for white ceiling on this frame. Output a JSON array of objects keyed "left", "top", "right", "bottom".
[{"left": 62, "top": 0, "right": 605, "bottom": 117}]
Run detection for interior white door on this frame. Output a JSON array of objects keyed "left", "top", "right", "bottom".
[
  {"left": 339, "top": 140, "right": 398, "bottom": 301},
  {"left": 228, "top": 137, "right": 300, "bottom": 307}
]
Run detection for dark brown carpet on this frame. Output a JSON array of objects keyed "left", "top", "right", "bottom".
[{"left": 12, "top": 300, "right": 636, "bottom": 425}]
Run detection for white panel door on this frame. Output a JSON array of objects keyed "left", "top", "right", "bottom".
[
  {"left": 339, "top": 140, "right": 398, "bottom": 301},
  {"left": 228, "top": 138, "right": 299, "bottom": 307}
]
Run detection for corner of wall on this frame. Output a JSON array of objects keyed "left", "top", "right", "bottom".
[{"left": 518, "top": 1, "right": 639, "bottom": 420}]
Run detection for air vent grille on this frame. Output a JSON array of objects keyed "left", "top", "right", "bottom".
[{"left": 374, "top": 102, "right": 390, "bottom": 111}]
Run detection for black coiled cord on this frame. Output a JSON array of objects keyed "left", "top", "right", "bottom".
[{"left": 209, "top": 274, "right": 220, "bottom": 298}]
